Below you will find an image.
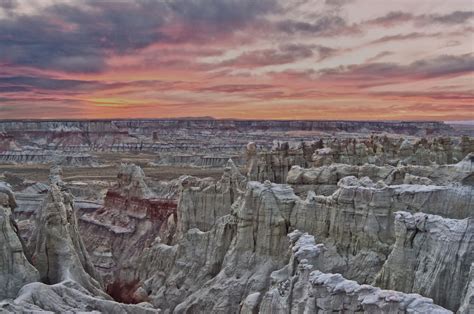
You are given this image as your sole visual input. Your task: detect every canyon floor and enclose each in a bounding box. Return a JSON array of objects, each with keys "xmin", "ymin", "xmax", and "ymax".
[{"xmin": 0, "ymin": 119, "xmax": 473, "ymax": 313}]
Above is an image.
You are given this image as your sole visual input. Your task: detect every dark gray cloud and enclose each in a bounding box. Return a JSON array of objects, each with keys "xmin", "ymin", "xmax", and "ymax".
[
  {"xmin": 0, "ymin": 75, "xmax": 193, "ymax": 95},
  {"xmin": 422, "ymin": 11, "xmax": 474, "ymax": 25},
  {"xmin": 0, "ymin": 86, "xmax": 30, "ymax": 93},
  {"xmin": 319, "ymin": 54, "xmax": 474, "ymax": 81},
  {"xmin": 367, "ymin": 11, "xmax": 413, "ymax": 27},
  {"xmin": 0, "ymin": 1, "xmax": 166, "ymax": 73},
  {"xmin": 200, "ymin": 84, "xmax": 275, "ymax": 93},
  {"xmin": 0, "ymin": 0, "xmax": 277, "ymax": 73},
  {"xmin": 314, "ymin": 45, "xmax": 338, "ymax": 61},
  {"xmin": 367, "ymin": 10, "xmax": 474, "ymax": 27},
  {"xmin": 0, "ymin": 76, "xmax": 110, "ymax": 92},
  {"xmin": 166, "ymin": 0, "xmax": 276, "ymax": 28},
  {"xmin": 325, "ymin": 0, "xmax": 355, "ymax": 7},
  {"xmin": 366, "ymin": 51, "xmax": 393, "ymax": 63},
  {"xmin": 0, "ymin": 0, "xmax": 17, "ymax": 10},
  {"xmin": 370, "ymin": 32, "xmax": 441, "ymax": 44},
  {"xmin": 216, "ymin": 43, "xmax": 315, "ymax": 68},
  {"xmin": 276, "ymin": 15, "xmax": 360, "ymax": 36}
]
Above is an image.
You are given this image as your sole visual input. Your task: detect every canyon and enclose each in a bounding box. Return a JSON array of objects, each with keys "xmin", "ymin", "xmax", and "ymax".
[{"xmin": 0, "ymin": 119, "xmax": 472, "ymax": 313}]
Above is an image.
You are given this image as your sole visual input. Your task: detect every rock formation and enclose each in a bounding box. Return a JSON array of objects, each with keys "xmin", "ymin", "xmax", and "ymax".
[
  {"xmin": 245, "ymin": 141, "xmax": 317, "ymax": 183},
  {"xmin": 258, "ymin": 231, "xmax": 450, "ymax": 313},
  {"xmin": 246, "ymin": 136, "xmax": 472, "ymax": 184},
  {"xmin": 459, "ymin": 263, "xmax": 474, "ymax": 314},
  {"xmin": 177, "ymin": 159, "xmax": 245, "ymax": 236},
  {"xmin": 0, "ymin": 120, "xmax": 471, "ymax": 313},
  {"xmin": 30, "ymin": 168, "xmax": 105, "ymax": 297},
  {"xmin": 0, "ymin": 151, "xmax": 98, "ymax": 166},
  {"xmin": 79, "ymin": 163, "xmax": 177, "ymax": 293},
  {"xmin": 0, "ymin": 182, "xmax": 39, "ymax": 299},
  {"xmin": 137, "ymin": 180, "xmax": 294, "ymax": 312},
  {"xmin": 375, "ymin": 211, "xmax": 473, "ymax": 311},
  {"xmin": 129, "ymin": 160, "xmax": 472, "ymax": 312},
  {"xmin": 0, "ymin": 179, "xmax": 158, "ymax": 312},
  {"xmin": 0, "ymin": 280, "xmax": 157, "ymax": 313}
]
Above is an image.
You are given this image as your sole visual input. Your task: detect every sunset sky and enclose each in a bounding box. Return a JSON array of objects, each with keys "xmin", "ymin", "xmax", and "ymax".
[{"xmin": 0, "ymin": 0, "xmax": 473, "ymax": 120}]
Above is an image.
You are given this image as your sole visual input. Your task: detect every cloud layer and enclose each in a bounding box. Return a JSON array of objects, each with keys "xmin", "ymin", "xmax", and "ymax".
[{"xmin": 0, "ymin": 0, "xmax": 472, "ymax": 120}]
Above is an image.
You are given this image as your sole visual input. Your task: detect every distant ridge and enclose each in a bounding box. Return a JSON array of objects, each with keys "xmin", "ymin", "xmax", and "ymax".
[{"xmin": 0, "ymin": 118, "xmax": 451, "ymax": 123}]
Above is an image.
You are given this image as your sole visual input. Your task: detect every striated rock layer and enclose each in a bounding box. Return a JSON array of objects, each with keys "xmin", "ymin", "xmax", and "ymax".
[
  {"xmin": 78, "ymin": 164, "xmax": 177, "ymax": 292},
  {"xmin": 136, "ymin": 180, "xmax": 294, "ymax": 312},
  {"xmin": 0, "ymin": 183, "xmax": 39, "ymax": 299},
  {"xmin": 0, "ymin": 178, "xmax": 159, "ymax": 313},
  {"xmin": 258, "ymin": 231, "xmax": 450, "ymax": 313},
  {"xmin": 133, "ymin": 176, "xmax": 466, "ymax": 312},
  {"xmin": 375, "ymin": 211, "xmax": 473, "ymax": 311},
  {"xmin": 248, "ymin": 136, "xmax": 473, "ymax": 183},
  {"xmin": 287, "ymin": 153, "xmax": 474, "ymax": 197},
  {"xmin": 29, "ymin": 169, "xmax": 105, "ymax": 297},
  {"xmin": 130, "ymin": 156, "xmax": 473, "ymax": 312}
]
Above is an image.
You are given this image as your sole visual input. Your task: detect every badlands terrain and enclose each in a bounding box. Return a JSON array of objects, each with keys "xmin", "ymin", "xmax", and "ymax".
[{"xmin": 0, "ymin": 119, "xmax": 473, "ymax": 313}]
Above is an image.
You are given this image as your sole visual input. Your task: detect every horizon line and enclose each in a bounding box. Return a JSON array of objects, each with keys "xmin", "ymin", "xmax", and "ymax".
[{"xmin": 0, "ymin": 117, "xmax": 464, "ymax": 124}]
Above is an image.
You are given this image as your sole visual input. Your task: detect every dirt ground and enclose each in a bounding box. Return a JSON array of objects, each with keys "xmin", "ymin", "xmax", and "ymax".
[{"xmin": 0, "ymin": 152, "xmax": 227, "ymax": 183}]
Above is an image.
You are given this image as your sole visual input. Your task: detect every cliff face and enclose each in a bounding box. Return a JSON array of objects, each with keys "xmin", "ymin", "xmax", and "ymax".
[
  {"xmin": 0, "ymin": 151, "xmax": 98, "ymax": 166},
  {"xmin": 0, "ymin": 183, "xmax": 39, "ymax": 299},
  {"xmin": 291, "ymin": 178, "xmax": 471, "ymax": 285},
  {"xmin": 0, "ymin": 179, "xmax": 157, "ymax": 313},
  {"xmin": 0, "ymin": 120, "xmax": 458, "ymax": 157},
  {"xmin": 0, "ymin": 121, "xmax": 471, "ymax": 313},
  {"xmin": 127, "ymin": 150, "xmax": 472, "ymax": 312},
  {"xmin": 30, "ymin": 169, "xmax": 105, "ymax": 297},
  {"xmin": 460, "ymin": 263, "xmax": 474, "ymax": 314},
  {"xmin": 136, "ymin": 180, "xmax": 294, "ymax": 313},
  {"xmin": 375, "ymin": 211, "xmax": 473, "ymax": 311},
  {"xmin": 76, "ymin": 163, "xmax": 178, "ymax": 298},
  {"xmin": 247, "ymin": 137, "xmax": 472, "ymax": 185},
  {"xmin": 247, "ymin": 141, "xmax": 317, "ymax": 183},
  {"xmin": 258, "ymin": 231, "xmax": 450, "ymax": 313},
  {"xmin": 0, "ymin": 119, "xmax": 454, "ymax": 135},
  {"xmin": 177, "ymin": 159, "xmax": 246, "ymax": 236}
]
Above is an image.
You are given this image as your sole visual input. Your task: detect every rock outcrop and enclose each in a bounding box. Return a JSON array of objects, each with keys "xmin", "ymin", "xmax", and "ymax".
[
  {"xmin": 177, "ymin": 159, "xmax": 245, "ymax": 236},
  {"xmin": 0, "ymin": 151, "xmax": 98, "ymax": 166},
  {"xmin": 258, "ymin": 231, "xmax": 451, "ymax": 313},
  {"xmin": 131, "ymin": 165, "xmax": 471, "ymax": 312},
  {"xmin": 156, "ymin": 154, "xmax": 243, "ymax": 168},
  {"xmin": 0, "ymin": 177, "xmax": 160, "ymax": 313},
  {"xmin": 375, "ymin": 211, "xmax": 473, "ymax": 311},
  {"xmin": 135, "ymin": 180, "xmax": 295, "ymax": 312},
  {"xmin": 245, "ymin": 141, "xmax": 317, "ymax": 183},
  {"xmin": 30, "ymin": 169, "xmax": 105, "ymax": 298},
  {"xmin": 1, "ymin": 120, "xmax": 471, "ymax": 313},
  {"xmin": 245, "ymin": 136, "xmax": 472, "ymax": 186},
  {"xmin": 79, "ymin": 164, "xmax": 177, "ymax": 293},
  {"xmin": 0, "ymin": 280, "xmax": 157, "ymax": 313},
  {"xmin": 459, "ymin": 263, "xmax": 474, "ymax": 314},
  {"xmin": 0, "ymin": 182, "xmax": 39, "ymax": 299}
]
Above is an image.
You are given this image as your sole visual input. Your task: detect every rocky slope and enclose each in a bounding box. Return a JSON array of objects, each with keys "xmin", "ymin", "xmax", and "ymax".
[
  {"xmin": 131, "ymin": 174, "xmax": 468, "ymax": 312},
  {"xmin": 29, "ymin": 179, "xmax": 104, "ymax": 297},
  {"xmin": 127, "ymin": 153, "xmax": 472, "ymax": 312},
  {"xmin": 0, "ymin": 178, "xmax": 159, "ymax": 312},
  {"xmin": 0, "ymin": 183, "xmax": 38, "ymax": 299},
  {"xmin": 0, "ymin": 150, "xmax": 99, "ymax": 166},
  {"xmin": 375, "ymin": 211, "xmax": 473, "ymax": 311},
  {"xmin": 0, "ymin": 123, "xmax": 472, "ymax": 312},
  {"xmin": 258, "ymin": 231, "xmax": 450, "ymax": 313},
  {"xmin": 249, "ymin": 137, "xmax": 473, "ymax": 184},
  {"xmin": 78, "ymin": 163, "xmax": 177, "ymax": 294}
]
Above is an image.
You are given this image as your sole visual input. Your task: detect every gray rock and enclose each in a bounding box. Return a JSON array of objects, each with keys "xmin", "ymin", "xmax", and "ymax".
[
  {"xmin": 0, "ymin": 182, "xmax": 39, "ymax": 299},
  {"xmin": 375, "ymin": 211, "xmax": 474, "ymax": 311}
]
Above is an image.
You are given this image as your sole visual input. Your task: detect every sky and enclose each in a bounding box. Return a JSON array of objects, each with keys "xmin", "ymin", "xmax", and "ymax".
[{"xmin": 0, "ymin": 0, "xmax": 473, "ymax": 120}]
